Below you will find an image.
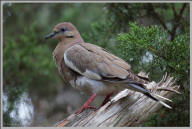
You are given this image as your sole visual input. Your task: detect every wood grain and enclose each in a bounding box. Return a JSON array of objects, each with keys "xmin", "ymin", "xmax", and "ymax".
[{"xmin": 55, "ymin": 74, "xmax": 180, "ymax": 127}]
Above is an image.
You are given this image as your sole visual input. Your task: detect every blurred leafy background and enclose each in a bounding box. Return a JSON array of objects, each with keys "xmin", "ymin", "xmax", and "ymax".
[{"xmin": 3, "ymin": 3, "xmax": 190, "ymax": 127}]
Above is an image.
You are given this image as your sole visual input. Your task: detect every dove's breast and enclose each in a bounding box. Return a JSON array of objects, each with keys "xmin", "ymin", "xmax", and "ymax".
[{"xmin": 70, "ymin": 76, "xmax": 122, "ymax": 96}]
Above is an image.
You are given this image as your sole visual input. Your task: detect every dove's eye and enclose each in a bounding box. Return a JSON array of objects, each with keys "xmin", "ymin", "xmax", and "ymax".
[
  {"xmin": 60, "ymin": 28, "xmax": 65, "ymax": 32},
  {"xmin": 60, "ymin": 27, "xmax": 68, "ymax": 32}
]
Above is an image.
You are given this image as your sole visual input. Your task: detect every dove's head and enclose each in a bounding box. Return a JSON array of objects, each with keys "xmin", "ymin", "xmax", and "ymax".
[{"xmin": 45, "ymin": 22, "xmax": 82, "ymax": 41}]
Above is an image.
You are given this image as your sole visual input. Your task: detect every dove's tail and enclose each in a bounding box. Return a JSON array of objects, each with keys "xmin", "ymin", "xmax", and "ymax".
[{"xmin": 128, "ymin": 83, "xmax": 172, "ymax": 109}]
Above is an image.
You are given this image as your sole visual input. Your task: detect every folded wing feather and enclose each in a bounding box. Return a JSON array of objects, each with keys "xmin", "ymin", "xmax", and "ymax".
[{"xmin": 64, "ymin": 43, "xmax": 132, "ymax": 80}]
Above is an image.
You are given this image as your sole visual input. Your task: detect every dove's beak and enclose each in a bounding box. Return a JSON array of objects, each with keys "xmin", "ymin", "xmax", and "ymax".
[{"xmin": 45, "ymin": 32, "xmax": 56, "ymax": 40}]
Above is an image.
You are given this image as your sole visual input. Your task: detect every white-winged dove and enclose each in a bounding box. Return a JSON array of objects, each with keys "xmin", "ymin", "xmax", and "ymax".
[{"xmin": 45, "ymin": 22, "xmax": 172, "ymax": 114}]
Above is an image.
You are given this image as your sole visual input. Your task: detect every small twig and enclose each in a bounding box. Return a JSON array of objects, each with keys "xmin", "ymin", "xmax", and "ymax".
[
  {"xmin": 170, "ymin": 3, "xmax": 187, "ymax": 41},
  {"xmin": 171, "ymin": 4, "xmax": 178, "ymax": 18},
  {"xmin": 149, "ymin": 3, "xmax": 187, "ymax": 41},
  {"xmin": 148, "ymin": 46, "xmax": 177, "ymax": 73},
  {"xmin": 179, "ymin": 3, "xmax": 187, "ymax": 17},
  {"xmin": 149, "ymin": 4, "xmax": 171, "ymax": 34}
]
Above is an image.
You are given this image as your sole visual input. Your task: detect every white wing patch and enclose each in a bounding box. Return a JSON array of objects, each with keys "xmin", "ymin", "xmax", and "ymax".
[
  {"xmin": 64, "ymin": 51, "xmax": 101, "ymax": 80},
  {"xmin": 64, "ymin": 52, "xmax": 82, "ymax": 74},
  {"xmin": 83, "ymin": 69, "xmax": 101, "ymax": 80}
]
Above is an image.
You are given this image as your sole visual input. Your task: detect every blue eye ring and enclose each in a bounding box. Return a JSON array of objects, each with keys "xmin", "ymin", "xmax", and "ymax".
[
  {"xmin": 60, "ymin": 27, "xmax": 68, "ymax": 32},
  {"xmin": 60, "ymin": 28, "xmax": 65, "ymax": 32}
]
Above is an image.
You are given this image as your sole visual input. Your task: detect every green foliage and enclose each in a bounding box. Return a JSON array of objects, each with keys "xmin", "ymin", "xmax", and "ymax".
[
  {"xmin": 3, "ymin": 23, "xmax": 60, "ymax": 126},
  {"xmin": 116, "ymin": 23, "xmax": 190, "ymax": 126},
  {"xmin": 83, "ymin": 21, "xmax": 114, "ymax": 49},
  {"xmin": 117, "ymin": 23, "xmax": 189, "ymax": 82}
]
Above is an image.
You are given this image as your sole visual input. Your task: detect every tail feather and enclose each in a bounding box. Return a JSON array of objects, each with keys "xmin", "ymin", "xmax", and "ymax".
[
  {"xmin": 144, "ymin": 92, "xmax": 172, "ymax": 109},
  {"xmin": 128, "ymin": 83, "xmax": 172, "ymax": 109},
  {"xmin": 159, "ymin": 101, "xmax": 172, "ymax": 109}
]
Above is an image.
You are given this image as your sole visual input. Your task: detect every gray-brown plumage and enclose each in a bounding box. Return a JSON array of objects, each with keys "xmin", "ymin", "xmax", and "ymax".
[{"xmin": 45, "ymin": 22, "xmax": 172, "ymax": 113}]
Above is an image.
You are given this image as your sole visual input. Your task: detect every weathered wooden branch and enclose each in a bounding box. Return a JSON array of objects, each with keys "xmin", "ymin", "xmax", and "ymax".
[{"xmin": 55, "ymin": 74, "xmax": 180, "ymax": 127}]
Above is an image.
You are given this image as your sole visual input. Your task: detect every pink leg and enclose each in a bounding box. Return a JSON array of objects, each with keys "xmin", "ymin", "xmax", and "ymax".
[
  {"xmin": 100, "ymin": 93, "xmax": 113, "ymax": 107},
  {"xmin": 76, "ymin": 93, "xmax": 97, "ymax": 114}
]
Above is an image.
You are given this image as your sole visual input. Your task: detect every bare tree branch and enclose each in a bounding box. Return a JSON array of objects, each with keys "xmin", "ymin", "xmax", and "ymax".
[
  {"xmin": 55, "ymin": 74, "xmax": 180, "ymax": 127},
  {"xmin": 170, "ymin": 3, "xmax": 187, "ymax": 41},
  {"xmin": 149, "ymin": 3, "xmax": 187, "ymax": 41}
]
